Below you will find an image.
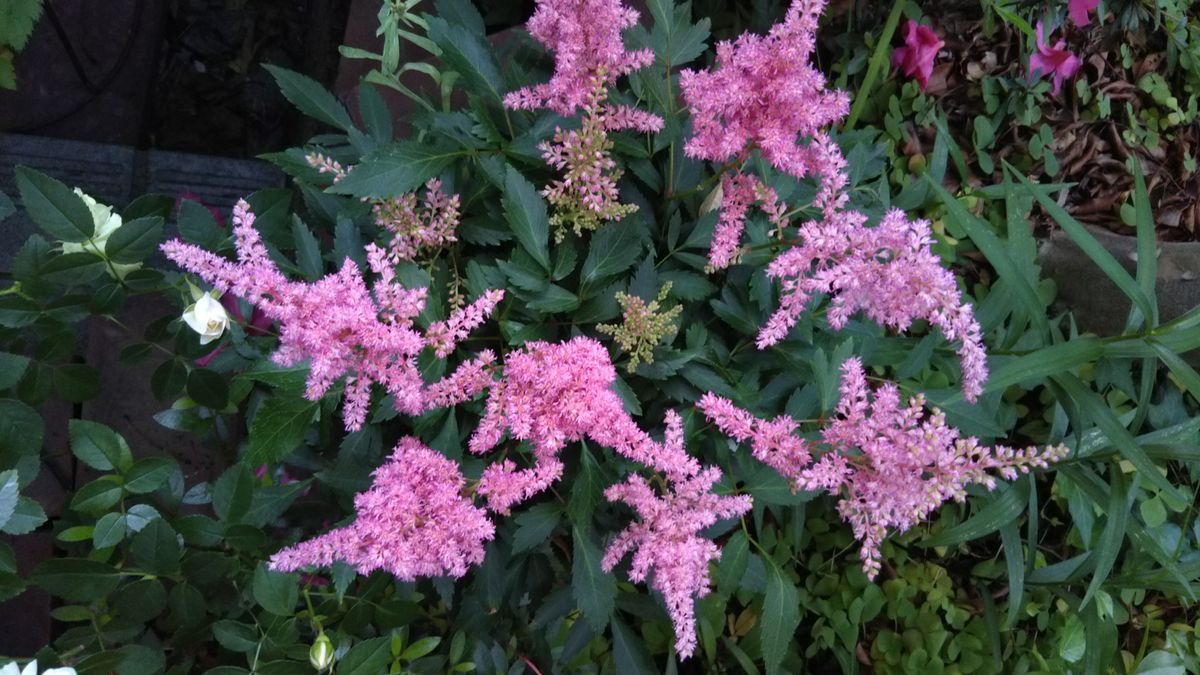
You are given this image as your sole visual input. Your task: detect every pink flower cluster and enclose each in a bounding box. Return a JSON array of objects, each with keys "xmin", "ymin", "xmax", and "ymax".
[
  {"xmin": 373, "ymin": 179, "xmax": 461, "ymax": 260},
  {"xmin": 682, "ymin": 0, "xmax": 986, "ymax": 400},
  {"xmin": 701, "ymin": 358, "xmax": 1067, "ymax": 578},
  {"xmin": 601, "ymin": 416, "xmax": 752, "ymax": 658},
  {"xmin": 761, "ymin": 208, "xmax": 987, "ymax": 400},
  {"xmin": 503, "ymin": 0, "xmax": 655, "ymax": 120},
  {"xmin": 679, "ymin": 0, "xmax": 849, "ymax": 203},
  {"xmin": 161, "ymin": 200, "xmax": 502, "ymax": 431},
  {"xmin": 468, "ymin": 337, "xmax": 701, "ymax": 512},
  {"xmin": 270, "ymin": 438, "xmax": 494, "ymax": 579}
]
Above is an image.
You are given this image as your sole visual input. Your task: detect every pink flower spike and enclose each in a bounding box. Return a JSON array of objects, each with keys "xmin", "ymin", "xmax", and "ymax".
[
  {"xmin": 1030, "ymin": 21, "xmax": 1082, "ymax": 95},
  {"xmin": 1068, "ymin": 0, "xmax": 1099, "ymax": 26},
  {"xmin": 891, "ymin": 20, "xmax": 943, "ymax": 91},
  {"xmin": 269, "ymin": 438, "xmax": 495, "ymax": 580},
  {"xmin": 601, "ymin": 466, "xmax": 752, "ymax": 658},
  {"xmin": 504, "ymin": 0, "xmax": 656, "ymax": 118}
]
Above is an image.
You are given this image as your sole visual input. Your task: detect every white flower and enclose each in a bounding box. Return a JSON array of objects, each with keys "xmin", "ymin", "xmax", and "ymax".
[
  {"xmin": 182, "ymin": 293, "xmax": 229, "ymax": 345},
  {"xmin": 60, "ymin": 188, "xmax": 141, "ymax": 279},
  {"xmin": 0, "ymin": 660, "xmax": 76, "ymax": 675}
]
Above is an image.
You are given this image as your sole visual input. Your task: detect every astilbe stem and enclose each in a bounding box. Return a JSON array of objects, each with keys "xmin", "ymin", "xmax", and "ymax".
[
  {"xmin": 700, "ymin": 358, "xmax": 1067, "ymax": 579},
  {"xmin": 270, "ymin": 438, "xmax": 494, "ymax": 579},
  {"xmin": 601, "ymin": 412, "xmax": 752, "ymax": 659},
  {"xmin": 681, "ymin": 0, "xmax": 987, "ymax": 400},
  {"xmin": 161, "ymin": 199, "xmax": 502, "ymax": 431}
]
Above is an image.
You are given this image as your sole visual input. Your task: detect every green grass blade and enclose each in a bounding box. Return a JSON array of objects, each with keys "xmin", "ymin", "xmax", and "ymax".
[
  {"xmin": 925, "ymin": 175, "xmax": 1049, "ymax": 336},
  {"xmin": 1007, "ymin": 163, "xmax": 1156, "ymax": 326},
  {"xmin": 1053, "ymin": 374, "xmax": 1182, "ymax": 502},
  {"xmin": 1079, "ymin": 470, "xmax": 1136, "ymax": 610}
]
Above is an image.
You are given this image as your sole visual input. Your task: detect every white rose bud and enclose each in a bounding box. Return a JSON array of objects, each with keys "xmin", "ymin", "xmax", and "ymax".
[
  {"xmin": 182, "ymin": 294, "xmax": 229, "ymax": 345},
  {"xmin": 309, "ymin": 633, "xmax": 335, "ymax": 672},
  {"xmin": 61, "ymin": 188, "xmax": 140, "ymax": 279}
]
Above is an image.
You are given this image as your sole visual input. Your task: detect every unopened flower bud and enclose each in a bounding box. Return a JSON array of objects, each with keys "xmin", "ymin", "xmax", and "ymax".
[{"xmin": 309, "ymin": 633, "xmax": 335, "ymax": 672}]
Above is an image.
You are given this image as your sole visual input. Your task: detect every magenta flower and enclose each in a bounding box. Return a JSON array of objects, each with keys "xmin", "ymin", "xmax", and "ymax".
[
  {"xmin": 270, "ymin": 438, "xmax": 495, "ymax": 580},
  {"xmin": 1030, "ymin": 21, "xmax": 1082, "ymax": 95},
  {"xmin": 1068, "ymin": 0, "xmax": 1099, "ymax": 26},
  {"xmin": 891, "ymin": 20, "xmax": 943, "ymax": 91}
]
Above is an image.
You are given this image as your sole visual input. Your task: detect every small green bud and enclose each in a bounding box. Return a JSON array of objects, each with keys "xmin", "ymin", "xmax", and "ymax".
[{"xmin": 310, "ymin": 632, "xmax": 335, "ymax": 672}]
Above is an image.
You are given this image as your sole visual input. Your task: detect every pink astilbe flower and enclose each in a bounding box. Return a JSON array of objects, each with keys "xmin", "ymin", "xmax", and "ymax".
[
  {"xmin": 601, "ymin": 422, "xmax": 752, "ymax": 658},
  {"xmin": 503, "ymin": 0, "xmax": 655, "ymax": 118},
  {"xmin": 270, "ymin": 438, "xmax": 494, "ymax": 579},
  {"xmin": 891, "ymin": 20, "xmax": 943, "ymax": 91},
  {"xmin": 162, "ymin": 200, "xmax": 500, "ymax": 431},
  {"xmin": 707, "ymin": 172, "xmax": 788, "ymax": 270},
  {"xmin": 1068, "ymin": 0, "xmax": 1099, "ymax": 27},
  {"xmin": 700, "ymin": 358, "xmax": 1068, "ymax": 579},
  {"xmin": 539, "ymin": 73, "xmax": 663, "ymax": 240},
  {"xmin": 469, "ymin": 337, "xmax": 701, "ymax": 512},
  {"xmin": 373, "ymin": 179, "xmax": 461, "ymax": 260},
  {"xmin": 760, "ymin": 208, "xmax": 987, "ymax": 400},
  {"xmin": 679, "ymin": 0, "xmax": 850, "ymax": 206},
  {"xmin": 1030, "ymin": 21, "xmax": 1082, "ymax": 95},
  {"xmin": 696, "ymin": 393, "xmax": 811, "ymax": 483}
]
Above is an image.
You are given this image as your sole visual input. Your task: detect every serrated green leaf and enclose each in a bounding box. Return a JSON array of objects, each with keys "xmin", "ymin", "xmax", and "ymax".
[
  {"xmin": 291, "ymin": 215, "xmax": 323, "ymax": 280},
  {"xmin": 1, "ymin": 496, "xmax": 45, "ymax": 535},
  {"xmin": 253, "ymin": 562, "xmax": 298, "ymax": 615},
  {"xmin": 502, "ymin": 167, "xmax": 551, "ymax": 271},
  {"xmin": 244, "ymin": 393, "xmax": 317, "ymax": 465},
  {"xmin": 512, "ymin": 502, "xmax": 561, "ymax": 553},
  {"xmin": 92, "ymin": 512, "xmax": 127, "ymax": 549},
  {"xmin": 0, "ymin": 470, "xmax": 19, "ymax": 531},
  {"xmin": 427, "ymin": 17, "xmax": 504, "ymax": 104},
  {"xmin": 123, "ymin": 457, "xmax": 176, "ymax": 494},
  {"xmin": 572, "ymin": 526, "xmax": 616, "ymax": 632},
  {"xmin": 212, "ymin": 464, "xmax": 254, "ymax": 524},
  {"xmin": 69, "ymin": 419, "xmax": 132, "ymax": 472},
  {"xmin": 30, "ymin": 558, "xmax": 121, "ymax": 601},
  {"xmin": 14, "ymin": 166, "xmax": 94, "ymax": 242},
  {"xmin": 338, "ymin": 637, "xmax": 392, "ymax": 675},
  {"xmin": 329, "ymin": 142, "xmax": 466, "ymax": 199},
  {"xmin": 760, "ymin": 559, "xmax": 800, "ymax": 675},
  {"xmin": 131, "ymin": 518, "xmax": 180, "ymax": 575},
  {"xmin": 581, "ymin": 218, "xmax": 646, "ymax": 287},
  {"xmin": 264, "ymin": 64, "xmax": 354, "ymax": 131},
  {"xmin": 105, "ymin": 216, "xmax": 163, "ymax": 264}
]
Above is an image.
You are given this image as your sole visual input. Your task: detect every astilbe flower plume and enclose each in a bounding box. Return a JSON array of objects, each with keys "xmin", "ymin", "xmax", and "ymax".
[
  {"xmin": 597, "ymin": 282, "xmax": 681, "ymax": 373},
  {"xmin": 701, "ymin": 358, "xmax": 1068, "ymax": 579},
  {"xmin": 270, "ymin": 438, "xmax": 494, "ymax": 579},
  {"xmin": 503, "ymin": 0, "xmax": 655, "ymax": 117},
  {"xmin": 161, "ymin": 200, "xmax": 502, "ymax": 431},
  {"xmin": 468, "ymin": 337, "xmax": 701, "ymax": 513},
  {"xmin": 679, "ymin": 0, "xmax": 850, "ymax": 205},
  {"xmin": 760, "ymin": 208, "xmax": 988, "ymax": 400},
  {"xmin": 683, "ymin": 0, "xmax": 987, "ymax": 400},
  {"xmin": 601, "ymin": 412, "xmax": 752, "ymax": 658}
]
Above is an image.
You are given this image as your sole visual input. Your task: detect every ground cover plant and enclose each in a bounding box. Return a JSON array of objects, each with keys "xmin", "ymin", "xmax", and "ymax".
[{"xmin": 1, "ymin": 0, "xmax": 1199, "ymax": 673}]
